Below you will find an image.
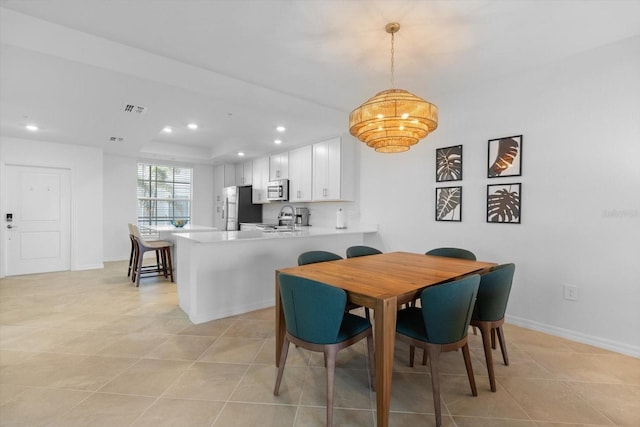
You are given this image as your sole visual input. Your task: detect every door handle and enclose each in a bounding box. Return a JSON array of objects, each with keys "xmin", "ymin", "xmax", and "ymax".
[{"xmin": 7, "ymin": 224, "xmax": 16, "ymax": 229}]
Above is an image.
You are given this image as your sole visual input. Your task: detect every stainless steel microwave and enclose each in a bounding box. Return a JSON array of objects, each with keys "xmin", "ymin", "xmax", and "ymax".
[{"xmin": 267, "ymin": 179, "xmax": 289, "ymax": 201}]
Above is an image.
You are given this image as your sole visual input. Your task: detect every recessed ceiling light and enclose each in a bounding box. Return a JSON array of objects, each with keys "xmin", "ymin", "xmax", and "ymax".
[
  {"xmin": 276, "ymin": 126, "xmax": 286, "ymax": 132},
  {"xmin": 162, "ymin": 127, "xmax": 172, "ymax": 133},
  {"xmin": 274, "ymin": 139, "xmax": 282, "ymax": 145},
  {"xmin": 25, "ymin": 124, "xmax": 38, "ymax": 131},
  {"xmin": 238, "ymin": 152, "xmax": 245, "ymax": 156},
  {"xmin": 187, "ymin": 123, "xmax": 198, "ymax": 130}
]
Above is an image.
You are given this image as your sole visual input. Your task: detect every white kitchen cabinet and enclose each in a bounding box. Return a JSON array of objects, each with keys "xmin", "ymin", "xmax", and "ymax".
[
  {"xmin": 269, "ymin": 152, "xmax": 289, "ymax": 181},
  {"xmin": 288, "ymin": 145, "xmax": 313, "ymax": 202},
  {"xmin": 312, "ymin": 136, "xmax": 354, "ymax": 201},
  {"xmin": 235, "ymin": 161, "xmax": 253, "ymax": 186},
  {"xmin": 252, "ymin": 156, "xmax": 270, "ymax": 204}
]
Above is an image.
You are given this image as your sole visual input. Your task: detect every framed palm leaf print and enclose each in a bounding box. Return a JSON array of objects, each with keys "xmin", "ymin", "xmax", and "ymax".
[
  {"xmin": 436, "ymin": 145, "xmax": 463, "ymax": 182},
  {"xmin": 487, "ymin": 135, "xmax": 522, "ymax": 178},
  {"xmin": 487, "ymin": 183, "xmax": 521, "ymax": 223},
  {"xmin": 435, "ymin": 186, "xmax": 462, "ymax": 221}
]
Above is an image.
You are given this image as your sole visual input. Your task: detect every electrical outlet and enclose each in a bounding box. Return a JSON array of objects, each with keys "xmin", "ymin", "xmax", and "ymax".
[{"xmin": 564, "ymin": 284, "xmax": 578, "ymax": 301}]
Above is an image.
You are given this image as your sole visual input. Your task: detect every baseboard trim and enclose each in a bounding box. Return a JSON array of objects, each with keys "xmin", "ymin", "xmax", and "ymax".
[
  {"xmin": 506, "ymin": 314, "xmax": 639, "ymax": 358},
  {"xmin": 72, "ymin": 263, "xmax": 104, "ymax": 271}
]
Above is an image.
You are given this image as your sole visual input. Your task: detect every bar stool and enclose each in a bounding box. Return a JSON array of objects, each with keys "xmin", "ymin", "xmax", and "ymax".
[{"xmin": 129, "ymin": 224, "xmax": 174, "ymax": 287}]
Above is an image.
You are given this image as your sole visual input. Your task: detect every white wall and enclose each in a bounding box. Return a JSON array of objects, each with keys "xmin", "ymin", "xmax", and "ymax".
[
  {"xmin": 103, "ymin": 154, "xmax": 138, "ymax": 261},
  {"xmin": 359, "ymin": 36, "xmax": 640, "ymax": 356},
  {"xmin": 191, "ymin": 163, "xmax": 215, "ymax": 228},
  {"xmin": 0, "ymin": 137, "xmax": 104, "ymax": 273}
]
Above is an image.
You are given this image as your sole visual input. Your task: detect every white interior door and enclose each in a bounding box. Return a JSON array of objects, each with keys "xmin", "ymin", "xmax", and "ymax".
[{"xmin": 5, "ymin": 165, "xmax": 71, "ymax": 276}]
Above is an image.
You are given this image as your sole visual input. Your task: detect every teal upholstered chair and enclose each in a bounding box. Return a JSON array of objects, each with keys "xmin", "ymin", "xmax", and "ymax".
[
  {"xmin": 298, "ymin": 250, "xmax": 367, "ymax": 319},
  {"xmin": 298, "ymin": 250, "xmax": 343, "ymax": 265},
  {"xmin": 345, "ymin": 246, "xmax": 382, "ymax": 318},
  {"xmin": 395, "ymin": 275, "xmax": 480, "ymax": 427},
  {"xmin": 274, "ymin": 273, "xmax": 375, "ymax": 427},
  {"xmin": 426, "ymin": 247, "xmax": 477, "ymax": 261},
  {"xmin": 424, "ymin": 247, "xmax": 478, "ymax": 349},
  {"xmin": 470, "ymin": 263, "xmax": 515, "ymax": 392},
  {"xmin": 346, "ymin": 245, "xmax": 382, "ymax": 258}
]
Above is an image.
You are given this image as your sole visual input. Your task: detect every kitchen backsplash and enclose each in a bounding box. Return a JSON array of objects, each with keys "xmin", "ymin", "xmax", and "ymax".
[{"xmin": 262, "ymin": 201, "xmax": 359, "ymax": 229}]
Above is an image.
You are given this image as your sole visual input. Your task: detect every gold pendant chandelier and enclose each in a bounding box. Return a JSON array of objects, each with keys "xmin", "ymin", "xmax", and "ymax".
[{"xmin": 349, "ymin": 23, "xmax": 438, "ymax": 153}]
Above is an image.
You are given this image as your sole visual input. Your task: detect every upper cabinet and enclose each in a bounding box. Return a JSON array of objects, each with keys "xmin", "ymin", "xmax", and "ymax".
[
  {"xmin": 288, "ymin": 145, "xmax": 313, "ymax": 202},
  {"xmin": 269, "ymin": 152, "xmax": 289, "ymax": 181},
  {"xmin": 312, "ymin": 136, "xmax": 355, "ymax": 201},
  {"xmin": 235, "ymin": 160, "xmax": 253, "ymax": 186},
  {"xmin": 252, "ymin": 156, "xmax": 270, "ymax": 204},
  {"xmin": 214, "ymin": 163, "xmax": 236, "ymax": 203}
]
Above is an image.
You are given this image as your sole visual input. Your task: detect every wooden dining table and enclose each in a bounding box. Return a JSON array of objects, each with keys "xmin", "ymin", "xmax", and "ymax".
[{"xmin": 275, "ymin": 251, "xmax": 496, "ymax": 427}]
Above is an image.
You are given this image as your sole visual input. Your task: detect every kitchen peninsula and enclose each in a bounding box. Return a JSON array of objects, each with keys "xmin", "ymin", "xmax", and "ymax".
[{"xmin": 174, "ymin": 225, "xmax": 377, "ymax": 324}]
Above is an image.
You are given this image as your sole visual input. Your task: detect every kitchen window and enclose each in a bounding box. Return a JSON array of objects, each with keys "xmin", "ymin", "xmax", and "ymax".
[{"xmin": 137, "ymin": 163, "xmax": 192, "ymax": 225}]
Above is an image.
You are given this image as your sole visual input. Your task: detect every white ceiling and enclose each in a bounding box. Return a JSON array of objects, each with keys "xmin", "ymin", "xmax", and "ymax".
[{"xmin": 2, "ymin": 0, "xmax": 639, "ymax": 164}]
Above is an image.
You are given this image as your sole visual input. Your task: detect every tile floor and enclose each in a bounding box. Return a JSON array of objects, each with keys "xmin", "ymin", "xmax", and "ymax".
[{"xmin": 1, "ymin": 261, "xmax": 639, "ymax": 426}]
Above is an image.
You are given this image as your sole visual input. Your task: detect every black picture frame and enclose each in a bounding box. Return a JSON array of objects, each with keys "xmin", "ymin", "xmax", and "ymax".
[
  {"xmin": 435, "ymin": 145, "xmax": 463, "ymax": 182},
  {"xmin": 487, "ymin": 135, "xmax": 522, "ymax": 178},
  {"xmin": 487, "ymin": 183, "xmax": 521, "ymax": 224},
  {"xmin": 435, "ymin": 186, "xmax": 462, "ymax": 222}
]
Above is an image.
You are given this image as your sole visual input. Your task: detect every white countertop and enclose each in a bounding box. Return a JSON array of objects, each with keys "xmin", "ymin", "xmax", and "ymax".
[
  {"xmin": 174, "ymin": 225, "xmax": 377, "ymax": 243},
  {"xmin": 142, "ymin": 224, "xmax": 218, "ymax": 232}
]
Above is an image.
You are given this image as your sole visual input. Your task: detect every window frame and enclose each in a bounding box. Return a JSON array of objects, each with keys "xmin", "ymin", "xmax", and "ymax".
[{"xmin": 137, "ymin": 163, "xmax": 192, "ymax": 226}]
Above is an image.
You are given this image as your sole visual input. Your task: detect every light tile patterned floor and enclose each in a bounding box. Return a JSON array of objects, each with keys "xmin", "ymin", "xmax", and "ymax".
[{"xmin": 1, "ymin": 261, "xmax": 639, "ymax": 426}]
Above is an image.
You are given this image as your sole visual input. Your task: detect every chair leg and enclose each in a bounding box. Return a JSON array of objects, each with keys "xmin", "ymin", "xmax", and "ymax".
[
  {"xmin": 491, "ymin": 328, "xmax": 496, "ymax": 349},
  {"xmin": 165, "ymin": 247, "xmax": 174, "ymax": 282},
  {"xmin": 496, "ymin": 326, "xmax": 509, "ymax": 366},
  {"xmin": 422, "ymin": 348, "xmax": 428, "ymax": 365},
  {"xmin": 159, "ymin": 249, "xmax": 167, "ymax": 277},
  {"xmin": 131, "ymin": 241, "xmax": 140, "ymax": 283},
  {"xmin": 461, "ymin": 343, "xmax": 478, "ymax": 396},
  {"xmin": 426, "ymin": 345, "xmax": 443, "ymax": 427},
  {"xmin": 273, "ymin": 337, "xmax": 290, "ymax": 395},
  {"xmin": 325, "ymin": 346, "xmax": 338, "ymax": 427},
  {"xmin": 127, "ymin": 239, "xmax": 135, "ymax": 277},
  {"xmin": 478, "ymin": 323, "xmax": 497, "ymax": 392},
  {"xmin": 135, "ymin": 248, "xmax": 145, "ymax": 287},
  {"xmin": 409, "ymin": 345, "xmax": 416, "ymax": 367},
  {"xmin": 365, "ymin": 333, "xmax": 376, "ymax": 392}
]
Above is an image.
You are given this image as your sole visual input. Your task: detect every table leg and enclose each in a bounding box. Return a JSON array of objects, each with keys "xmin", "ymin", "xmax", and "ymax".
[
  {"xmin": 275, "ymin": 271, "xmax": 286, "ymax": 366},
  {"xmin": 375, "ymin": 296, "xmax": 397, "ymax": 427}
]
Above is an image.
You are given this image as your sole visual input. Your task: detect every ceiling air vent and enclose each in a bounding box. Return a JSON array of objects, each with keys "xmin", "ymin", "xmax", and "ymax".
[
  {"xmin": 123, "ymin": 104, "xmax": 147, "ymax": 115},
  {"xmin": 109, "ymin": 136, "xmax": 124, "ymax": 143}
]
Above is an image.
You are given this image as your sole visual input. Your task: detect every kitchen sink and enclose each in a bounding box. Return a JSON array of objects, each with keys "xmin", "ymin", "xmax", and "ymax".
[{"xmin": 255, "ymin": 224, "xmax": 293, "ymax": 232}]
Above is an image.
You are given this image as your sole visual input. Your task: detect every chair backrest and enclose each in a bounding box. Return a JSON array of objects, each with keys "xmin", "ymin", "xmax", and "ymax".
[
  {"xmin": 473, "ymin": 263, "xmax": 515, "ymax": 322},
  {"xmin": 278, "ymin": 273, "xmax": 347, "ymax": 344},
  {"xmin": 420, "ymin": 274, "xmax": 480, "ymax": 344},
  {"xmin": 297, "ymin": 250, "xmax": 343, "ymax": 266},
  {"xmin": 346, "ymin": 245, "xmax": 382, "ymax": 258},
  {"xmin": 426, "ymin": 247, "xmax": 477, "ymax": 261},
  {"xmin": 129, "ymin": 223, "xmax": 141, "ymax": 239}
]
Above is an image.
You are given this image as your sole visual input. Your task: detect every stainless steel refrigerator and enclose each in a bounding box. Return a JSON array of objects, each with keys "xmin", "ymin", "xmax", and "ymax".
[{"xmin": 222, "ymin": 185, "xmax": 262, "ymax": 230}]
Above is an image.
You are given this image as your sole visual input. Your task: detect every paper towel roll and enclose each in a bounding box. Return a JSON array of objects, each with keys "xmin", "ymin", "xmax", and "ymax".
[{"xmin": 336, "ymin": 209, "xmax": 346, "ymax": 229}]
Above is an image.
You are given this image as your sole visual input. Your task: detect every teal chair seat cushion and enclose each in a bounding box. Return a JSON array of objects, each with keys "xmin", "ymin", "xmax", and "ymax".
[{"xmin": 337, "ymin": 312, "xmax": 372, "ymax": 342}]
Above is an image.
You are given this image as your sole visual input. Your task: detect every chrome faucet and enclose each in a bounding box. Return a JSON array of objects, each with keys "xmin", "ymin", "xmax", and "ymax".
[{"xmin": 278, "ymin": 204, "xmax": 296, "ymax": 231}]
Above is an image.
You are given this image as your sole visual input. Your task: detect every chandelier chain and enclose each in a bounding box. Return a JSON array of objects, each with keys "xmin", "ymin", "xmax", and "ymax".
[{"xmin": 390, "ymin": 31, "xmax": 395, "ymax": 89}]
